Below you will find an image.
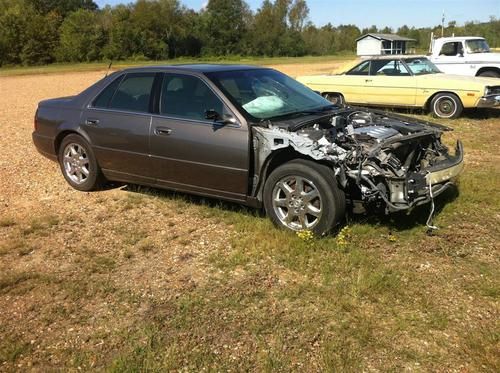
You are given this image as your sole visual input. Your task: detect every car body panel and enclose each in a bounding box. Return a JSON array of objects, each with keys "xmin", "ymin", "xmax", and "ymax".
[
  {"xmin": 150, "ymin": 115, "xmax": 249, "ymax": 199},
  {"xmin": 82, "ymin": 108, "xmax": 153, "ymax": 179}
]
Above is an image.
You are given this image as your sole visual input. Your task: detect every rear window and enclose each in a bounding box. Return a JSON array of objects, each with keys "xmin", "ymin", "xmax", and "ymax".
[
  {"xmin": 92, "ymin": 73, "xmax": 155, "ymax": 113},
  {"xmin": 109, "ymin": 73, "xmax": 155, "ymax": 113},
  {"xmin": 439, "ymin": 42, "xmax": 463, "ymax": 56},
  {"xmin": 92, "ymin": 75, "xmax": 123, "ymax": 108}
]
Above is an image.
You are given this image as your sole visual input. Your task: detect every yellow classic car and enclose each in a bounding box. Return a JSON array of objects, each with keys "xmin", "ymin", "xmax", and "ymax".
[{"xmin": 296, "ymin": 55, "xmax": 500, "ymax": 119}]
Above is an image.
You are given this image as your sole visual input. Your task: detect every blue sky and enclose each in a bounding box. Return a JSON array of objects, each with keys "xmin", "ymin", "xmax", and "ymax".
[{"xmin": 95, "ymin": 0, "xmax": 500, "ymax": 29}]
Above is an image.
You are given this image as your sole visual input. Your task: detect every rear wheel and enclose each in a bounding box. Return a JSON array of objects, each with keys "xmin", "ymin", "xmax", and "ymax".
[
  {"xmin": 430, "ymin": 93, "xmax": 463, "ymax": 119},
  {"xmin": 478, "ymin": 70, "xmax": 500, "ymax": 78},
  {"xmin": 322, "ymin": 92, "xmax": 344, "ymax": 106},
  {"xmin": 263, "ymin": 159, "xmax": 346, "ymax": 236},
  {"xmin": 58, "ymin": 134, "xmax": 105, "ymax": 191}
]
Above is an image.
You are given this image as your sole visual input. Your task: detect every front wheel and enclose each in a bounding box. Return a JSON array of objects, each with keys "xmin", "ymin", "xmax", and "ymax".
[
  {"xmin": 263, "ymin": 159, "xmax": 346, "ymax": 236},
  {"xmin": 58, "ymin": 134, "xmax": 105, "ymax": 191},
  {"xmin": 430, "ymin": 93, "xmax": 463, "ymax": 119}
]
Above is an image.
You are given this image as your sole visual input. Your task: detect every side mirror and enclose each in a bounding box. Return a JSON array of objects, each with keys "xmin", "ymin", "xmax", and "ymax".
[
  {"xmin": 221, "ymin": 113, "xmax": 237, "ymax": 125},
  {"xmin": 205, "ymin": 109, "xmax": 220, "ymax": 121},
  {"xmin": 205, "ymin": 109, "xmax": 237, "ymax": 125}
]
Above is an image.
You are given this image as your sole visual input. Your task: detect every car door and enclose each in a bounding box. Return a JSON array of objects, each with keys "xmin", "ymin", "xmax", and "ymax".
[
  {"xmin": 341, "ymin": 60, "xmax": 373, "ymax": 104},
  {"xmin": 82, "ymin": 72, "xmax": 158, "ymax": 182},
  {"xmin": 366, "ymin": 59, "xmax": 417, "ymax": 106},
  {"xmin": 432, "ymin": 41, "xmax": 466, "ymax": 75},
  {"xmin": 149, "ymin": 72, "xmax": 249, "ymax": 202}
]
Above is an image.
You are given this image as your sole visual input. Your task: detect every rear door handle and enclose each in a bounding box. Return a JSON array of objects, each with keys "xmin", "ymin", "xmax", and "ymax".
[
  {"xmin": 365, "ymin": 79, "xmax": 372, "ymax": 83},
  {"xmin": 85, "ymin": 118, "xmax": 100, "ymax": 125},
  {"xmin": 155, "ymin": 127, "xmax": 172, "ymax": 136}
]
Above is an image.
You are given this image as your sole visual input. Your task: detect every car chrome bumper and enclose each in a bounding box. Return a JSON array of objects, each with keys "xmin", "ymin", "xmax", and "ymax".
[{"xmin": 477, "ymin": 95, "xmax": 500, "ymax": 108}]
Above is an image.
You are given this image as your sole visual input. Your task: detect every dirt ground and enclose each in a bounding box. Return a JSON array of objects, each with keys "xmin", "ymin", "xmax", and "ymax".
[{"xmin": 0, "ymin": 61, "xmax": 499, "ymax": 371}]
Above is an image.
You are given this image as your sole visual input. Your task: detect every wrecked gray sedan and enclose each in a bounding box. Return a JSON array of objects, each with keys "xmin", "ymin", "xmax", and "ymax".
[{"xmin": 33, "ymin": 65, "xmax": 464, "ymax": 235}]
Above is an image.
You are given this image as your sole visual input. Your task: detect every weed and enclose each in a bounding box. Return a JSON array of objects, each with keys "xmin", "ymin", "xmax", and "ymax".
[
  {"xmin": 0, "ymin": 216, "xmax": 16, "ymax": 227},
  {"xmin": 21, "ymin": 214, "xmax": 59, "ymax": 236},
  {"xmin": 0, "ymin": 239, "xmax": 24, "ymax": 256},
  {"xmin": 137, "ymin": 239, "xmax": 155, "ymax": 253},
  {"xmin": 0, "ymin": 335, "xmax": 31, "ymax": 363}
]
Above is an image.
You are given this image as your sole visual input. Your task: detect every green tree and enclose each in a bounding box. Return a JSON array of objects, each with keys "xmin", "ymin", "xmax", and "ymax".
[
  {"xmin": 56, "ymin": 9, "xmax": 105, "ymax": 62},
  {"xmin": 20, "ymin": 11, "xmax": 60, "ymax": 65},
  {"xmin": 203, "ymin": 0, "xmax": 250, "ymax": 55},
  {"xmin": 26, "ymin": 0, "xmax": 97, "ymax": 16},
  {"xmin": 288, "ymin": 0, "xmax": 308, "ymax": 31}
]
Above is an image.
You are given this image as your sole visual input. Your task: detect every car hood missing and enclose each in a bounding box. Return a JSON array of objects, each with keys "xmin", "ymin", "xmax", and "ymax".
[{"xmin": 252, "ymin": 107, "xmax": 463, "ymax": 217}]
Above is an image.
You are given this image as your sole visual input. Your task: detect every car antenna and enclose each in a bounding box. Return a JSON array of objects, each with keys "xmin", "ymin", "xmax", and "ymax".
[{"xmin": 105, "ymin": 61, "xmax": 113, "ymax": 77}]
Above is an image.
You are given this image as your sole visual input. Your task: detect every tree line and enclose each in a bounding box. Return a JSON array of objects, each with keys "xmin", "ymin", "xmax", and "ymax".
[{"xmin": 0, "ymin": 0, "xmax": 499, "ymax": 66}]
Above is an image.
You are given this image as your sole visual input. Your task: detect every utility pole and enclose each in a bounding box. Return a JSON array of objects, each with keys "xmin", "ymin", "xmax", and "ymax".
[{"xmin": 441, "ymin": 10, "xmax": 445, "ymax": 37}]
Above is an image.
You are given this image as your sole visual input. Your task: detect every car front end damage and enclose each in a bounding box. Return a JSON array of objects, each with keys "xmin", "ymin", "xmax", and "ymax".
[{"xmin": 253, "ymin": 108, "xmax": 463, "ymax": 226}]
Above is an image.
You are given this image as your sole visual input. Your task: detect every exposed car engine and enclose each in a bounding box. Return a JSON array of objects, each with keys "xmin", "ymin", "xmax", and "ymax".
[{"xmin": 253, "ymin": 108, "xmax": 464, "ymax": 216}]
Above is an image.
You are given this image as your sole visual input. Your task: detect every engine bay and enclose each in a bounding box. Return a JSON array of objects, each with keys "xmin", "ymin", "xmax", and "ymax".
[{"xmin": 253, "ymin": 108, "xmax": 463, "ymax": 214}]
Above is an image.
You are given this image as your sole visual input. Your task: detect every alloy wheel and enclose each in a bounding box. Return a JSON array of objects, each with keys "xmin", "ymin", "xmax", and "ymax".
[
  {"xmin": 62, "ymin": 143, "xmax": 90, "ymax": 185},
  {"xmin": 272, "ymin": 175, "xmax": 323, "ymax": 231}
]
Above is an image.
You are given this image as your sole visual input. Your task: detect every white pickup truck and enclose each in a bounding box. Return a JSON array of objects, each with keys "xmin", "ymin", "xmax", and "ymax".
[{"xmin": 429, "ymin": 37, "xmax": 500, "ymax": 78}]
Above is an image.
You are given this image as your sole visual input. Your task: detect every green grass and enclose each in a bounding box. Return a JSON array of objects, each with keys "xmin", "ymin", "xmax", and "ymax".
[{"xmin": 0, "ymin": 54, "xmax": 355, "ymax": 77}]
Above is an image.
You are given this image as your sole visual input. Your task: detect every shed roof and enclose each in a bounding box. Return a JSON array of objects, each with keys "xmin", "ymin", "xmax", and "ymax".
[{"xmin": 356, "ymin": 33, "xmax": 416, "ymax": 42}]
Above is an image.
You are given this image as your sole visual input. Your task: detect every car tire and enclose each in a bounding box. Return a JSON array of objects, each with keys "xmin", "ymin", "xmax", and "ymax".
[
  {"xmin": 263, "ymin": 159, "xmax": 346, "ymax": 236},
  {"xmin": 478, "ymin": 70, "xmax": 500, "ymax": 78},
  {"xmin": 430, "ymin": 93, "xmax": 463, "ymax": 119},
  {"xmin": 323, "ymin": 92, "xmax": 344, "ymax": 106},
  {"xmin": 58, "ymin": 134, "xmax": 105, "ymax": 191}
]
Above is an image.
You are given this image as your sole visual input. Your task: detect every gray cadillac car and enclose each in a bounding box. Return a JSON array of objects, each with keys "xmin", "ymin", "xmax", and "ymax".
[{"xmin": 33, "ymin": 64, "xmax": 464, "ymax": 235}]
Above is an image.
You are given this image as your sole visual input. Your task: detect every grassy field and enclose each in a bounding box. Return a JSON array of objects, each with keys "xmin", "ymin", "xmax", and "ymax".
[
  {"xmin": 0, "ymin": 60, "xmax": 498, "ymax": 371},
  {"xmin": 0, "ymin": 55, "xmax": 356, "ymax": 77}
]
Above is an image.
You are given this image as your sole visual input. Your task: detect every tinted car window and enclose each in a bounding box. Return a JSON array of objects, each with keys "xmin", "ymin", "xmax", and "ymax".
[
  {"xmin": 108, "ymin": 73, "xmax": 155, "ymax": 113},
  {"xmin": 92, "ymin": 75, "xmax": 124, "ymax": 108},
  {"xmin": 160, "ymin": 74, "xmax": 223, "ymax": 121},
  {"xmin": 346, "ymin": 61, "xmax": 370, "ymax": 75}
]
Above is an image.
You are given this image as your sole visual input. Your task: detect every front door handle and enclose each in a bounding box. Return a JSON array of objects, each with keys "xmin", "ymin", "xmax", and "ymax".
[
  {"xmin": 365, "ymin": 79, "xmax": 372, "ymax": 83},
  {"xmin": 85, "ymin": 118, "xmax": 100, "ymax": 126},
  {"xmin": 155, "ymin": 127, "xmax": 172, "ymax": 136}
]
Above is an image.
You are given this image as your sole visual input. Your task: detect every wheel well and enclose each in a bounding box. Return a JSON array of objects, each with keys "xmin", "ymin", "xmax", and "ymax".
[
  {"xmin": 255, "ymin": 148, "xmax": 335, "ymax": 200},
  {"xmin": 264, "ymin": 148, "xmax": 307, "ymax": 180},
  {"xmin": 476, "ymin": 67, "xmax": 500, "ymax": 76},
  {"xmin": 54, "ymin": 130, "xmax": 80, "ymax": 154},
  {"xmin": 425, "ymin": 91, "xmax": 463, "ymax": 110}
]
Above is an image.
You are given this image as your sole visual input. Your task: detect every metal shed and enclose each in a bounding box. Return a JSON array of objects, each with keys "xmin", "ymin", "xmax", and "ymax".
[{"xmin": 356, "ymin": 33, "xmax": 415, "ymax": 56}]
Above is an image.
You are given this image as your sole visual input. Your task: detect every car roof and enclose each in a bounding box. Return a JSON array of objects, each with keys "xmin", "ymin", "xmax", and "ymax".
[
  {"xmin": 118, "ymin": 64, "xmax": 267, "ymax": 74},
  {"xmin": 435, "ymin": 36, "xmax": 485, "ymax": 42},
  {"xmin": 360, "ymin": 55, "xmax": 429, "ymax": 61}
]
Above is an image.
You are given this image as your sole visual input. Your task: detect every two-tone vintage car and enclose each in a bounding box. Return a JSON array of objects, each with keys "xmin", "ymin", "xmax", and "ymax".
[
  {"xmin": 297, "ymin": 55, "xmax": 500, "ymax": 119},
  {"xmin": 33, "ymin": 65, "xmax": 464, "ymax": 235}
]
